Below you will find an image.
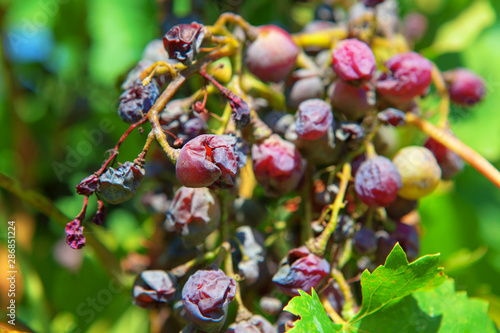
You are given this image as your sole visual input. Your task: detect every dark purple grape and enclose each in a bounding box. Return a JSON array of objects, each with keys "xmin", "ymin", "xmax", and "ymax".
[
  {"xmin": 118, "ymin": 79, "xmax": 160, "ymax": 124},
  {"xmin": 133, "ymin": 270, "xmax": 177, "ymax": 309},
  {"xmin": 424, "ymin": 136, "xmax": 464, "ymax": 180},
  {"xmin": 272, "ymin": 246, "xmax": 330, "ymax": 296},
  {"xmin": 444, "ymin": 68, "xmax": 486, "ymax": 107},
  {"xmin": 295, "ymin": 99, "xmax": 334, "ymax": 140},
  {"xmin": 182, "ymin": 269, "xmax": 236, "ymax": 333},
  {"xmin": 352, "ymin": 228, "xmax": 377, "ymax": 255},
  {"xmin": 375, "ymin": 224, "xmax": 420, "ymax": 263},
  {"xmin": 376, "ymin": 52, "xmax": 433, "ymax": 105},
  {"xmin": 252, "ymin": 135, "xmax": 305, "ymax": 197},
  {"xmin": 176, "ymin": 134, "xmax": 238, "ymax": 189},
  {"xmin": 393, "ymin": 222, "xmax": 420, "ymax": 262},
  {"xmin": 163, "ymin": 22, "xmax": 205, "ymax": 64},
  {"xmin": 385, "ymin": 196, "xmax": 418, "ymax": 220},
  {"xmin": 226, "ymin": 315, "xmax": 275, "ymax": 333},
  {"xmin": 354, "ymin": 156, "xmax": 402, "ymax": 207},
  {"xmin": 332, "ymin": 39, "xmax": 376, "ymax": 84},
  {"xmin": 245, "ymin": 25, "xmax": 299, "ymax": 83},
  {"xmin": 166, "ymin": 187, "xmax": 220, "ymax": 248},
  {"xmin": 99, "ymin": 162, "xmax": 145, "ymax": 204}
]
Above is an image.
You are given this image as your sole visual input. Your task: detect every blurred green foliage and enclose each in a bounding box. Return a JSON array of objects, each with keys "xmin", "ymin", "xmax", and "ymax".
[{"xmin": 0, "ymin": 0, "xmax": 500, "ymax": 332}]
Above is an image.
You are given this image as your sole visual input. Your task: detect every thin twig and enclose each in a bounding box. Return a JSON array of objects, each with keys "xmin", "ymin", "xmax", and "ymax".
[{"xmin": 406, "ymin": 113, "xmax": 500, "ymax": 189}]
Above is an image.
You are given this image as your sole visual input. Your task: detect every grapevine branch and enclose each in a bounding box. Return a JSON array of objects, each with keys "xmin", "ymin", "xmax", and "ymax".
[{"xmin": 406, "ymin": 113, "xmax": 500, "ymax": 189}]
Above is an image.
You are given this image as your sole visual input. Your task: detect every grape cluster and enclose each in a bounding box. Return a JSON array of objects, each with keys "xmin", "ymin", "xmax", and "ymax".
[{"xmin": 67, "ymin": 1, "xmax": 493, "ymax": 331}]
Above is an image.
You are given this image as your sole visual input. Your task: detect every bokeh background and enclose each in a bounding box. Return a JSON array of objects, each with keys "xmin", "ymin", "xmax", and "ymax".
[{"xmin": 1, "ymin": 0, "xmax": 500, "ymax": 332}]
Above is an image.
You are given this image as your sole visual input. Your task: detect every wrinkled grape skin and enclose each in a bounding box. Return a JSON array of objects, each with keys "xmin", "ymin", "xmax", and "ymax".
[
  {"xmin": 295, "ymin": 99, "xmax": 334, "ymax": 140},
  {"xmin": 272, "ymin": 246, "xmax": 331, "ymax": 296},
  {"xmin": 352, "ymin": 228, "xmax": 377, "ymax": 255},
  {"xmin": 133, "ymin": 270, "xmax": 177, "ymax": 309},
  {"xmin": 444, "ymin": 68, "xmax": 486, "ymax": 107},
  {"xmin": 118, "ymin": 79, "xmax": 160, "ymax": 123},
  {"xmin": 245, "ymin": 25, "xmax": 299, "ymax": 83},
  {"xmin": 252, "ymin": 135, "xmax": 305, "ymax": 197},
  {"xmin": 392, "ymin": 146, "xmax": 441, "ymax": 200},
  {"xmin": 332, "ymin": 39, "xmax": 376, "ymax": 83},
  {"xmin": 376, "ymin": 52, "xmax": 433, "ymax": 104},
  {"xmin": 166, "ymin": 187, "xmax": 220, "ymax": 248},
  {"xmin": 424, "ymin": 137, "xmax": 464, "ymax": 180},
  {"xmin": 354, "ymin": 156, "xmax": 402, "ymax": 207},
  {"xmin": 176, "ymin": 135, "xmax": 238, "ymax": 189},
  {"xmin": 225, "ymin": 315, "xmax": 275, "ymax": 333},
  {"xmin": 182, "ymin": 269, "xmax": 236, "ymax": 333},
  {"xmin": 99, "ymin": 162, "xmax": 145, "ymax": 204}
]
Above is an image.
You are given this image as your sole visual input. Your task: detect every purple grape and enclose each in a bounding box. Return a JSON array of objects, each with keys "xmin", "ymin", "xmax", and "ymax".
[
  {"xmin": 352, "ymin": 228, "xmax": 377, "ymax": 255},
  {"xmin": 165, "ymin": 187, "xmax": 220, "ymax": 248},
  {"xmin": 354, "ymin": 156, "xmax": 402, "ymax": 207},
  {"xmin": 133, "ymin": 270, "xmax": 177, "ymax": 309},
  {"xmin": 99, "ymin": 162, "xmax": 145, "ymax": 204},
  {"xmin": 272, "ymin": 246, "xmax": 330, "ymax": 296},
  {"xmin": 376, "ymin": 52, "xmax": 433, "ymax": 105},
  {"xmin": 182, "ymin": 269, "xmax": 236, "ymax": 333},
  {"xmin": 118, "ymin": 79, "xmax": 160, "ymax": 124},
  {"xmin": 295, "ymin": 99, "xmax": 334, "ymax": 140},
  {"xmin": 176, "ymin": 134, "xmax": 238, "ymax": 189},
  {"xmin": 252, "ymin": 135, "xmax": 305, "ymax": 197},
  {"xmin": 444, "ymin": 68, "xmax": 486, "ymax": 107},
  {"xmin": 332, "ymin": 38, "xmax": 376, "ymax": 83},
  {"xmin": 245, "ymin": 25, "xmax": 299, "ymax": 83}
]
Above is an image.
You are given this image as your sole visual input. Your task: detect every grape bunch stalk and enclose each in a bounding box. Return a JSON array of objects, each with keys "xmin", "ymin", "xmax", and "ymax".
[{"xmin": 68, "ymin": 1, "xmax": 498, "ymax": 332}]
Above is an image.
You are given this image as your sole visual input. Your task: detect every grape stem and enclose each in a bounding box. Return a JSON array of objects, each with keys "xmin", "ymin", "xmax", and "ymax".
[
  {"xmin": 308, "ymin": 163, "xmax": 352, "ymax": 256},
  {"xmin": 320, "ymin": 294, "xmax": 347, "ymax": 324},
  {"xmin": 331, "ymin": 268, "xmax": 356, "ymax": 321},
  {"xmin": 170, "ymin": 246, "xmax": 224, "ymax": 278},
  {"xmin": 292, "ymin": 28, "xmax": 349, "ymax": 49},
  {"xmin": 95, "ymin": 115, "xmax": 149, "ymax": 177},
  {"xmin": 406, "ymin": 113, "xmax": 500, "ymax": 189}
]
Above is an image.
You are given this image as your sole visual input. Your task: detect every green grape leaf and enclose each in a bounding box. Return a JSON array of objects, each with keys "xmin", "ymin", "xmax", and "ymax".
[
  {"xmin": 283, "ymin": 246, "xmax": 496, "ymax": 333},
  {"xmin": 347, "ymin": 279, "xmax": 497, "ymax": 333},
  {"xmin": 350, "ymin": 243, "xmax": 446, "ymax": 322},
  {"xmin": 284, "ymin": 289, "xmax": 343, "ymax": 333},
  {"xmin": 425, "ymin": 0, "xmax": 495, "ymax": 57}
]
